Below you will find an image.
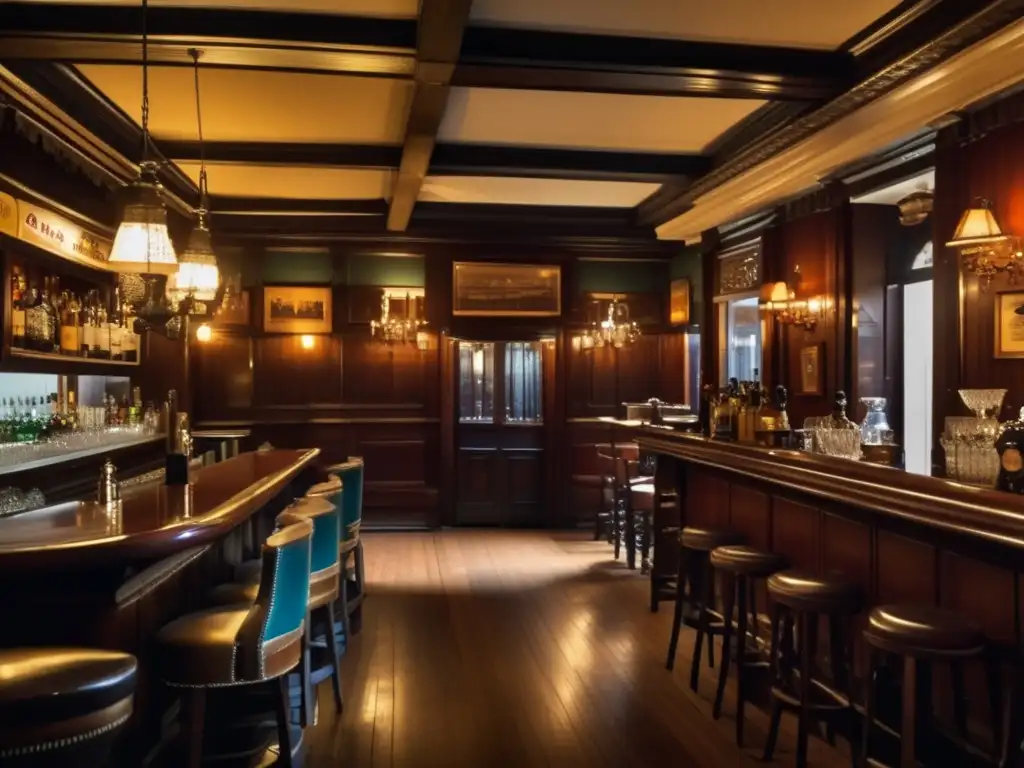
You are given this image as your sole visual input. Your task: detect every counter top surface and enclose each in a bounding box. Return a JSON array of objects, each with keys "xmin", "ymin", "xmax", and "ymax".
[
  {"xmin": 0, "ymin": 432, "xmax": 164, "ymax": 477},
  {"xmin": 192, "ymin": 430, "xmax": 252, "ymax": 439},
  {"xmin": 0, "ymin": 448, "xmax": 318, "ymax": 565},
  {"xmin": 637, "ymin": 427, "xmax": 1024, "ymax": 551}
]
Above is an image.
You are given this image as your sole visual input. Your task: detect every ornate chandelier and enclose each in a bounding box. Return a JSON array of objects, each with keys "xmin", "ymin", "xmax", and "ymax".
[
  {"xmin": 580, "ymin": 299, "xmax": 639, "ymax": 350},
  {"xmin": 370, "ymin": 291, "xmax": 423, "ymax": 344}
]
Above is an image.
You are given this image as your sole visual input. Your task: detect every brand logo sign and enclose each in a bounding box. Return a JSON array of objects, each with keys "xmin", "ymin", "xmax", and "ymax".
[
  {"xmin": 18, "ymin": 201, "xmax": 111, "ymax": 266},
  {"xmin": 0, "ymin": 192, "xmax": 16, "ymax": 238}
]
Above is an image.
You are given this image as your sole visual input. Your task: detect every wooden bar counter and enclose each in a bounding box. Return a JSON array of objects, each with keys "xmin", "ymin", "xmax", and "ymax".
[
  {"xmin": 638, "ymin": 426, "xmax": 1022, "ymax": 761},
  {"xmin": 0, "ymin": 447, "xmax": 320, "ymax": 762}
]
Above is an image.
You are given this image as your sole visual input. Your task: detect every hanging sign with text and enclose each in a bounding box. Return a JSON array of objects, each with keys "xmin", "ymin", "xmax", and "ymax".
[{"xmin": 17, "ymin": 200, "xmax": 112, "ymax": 269}]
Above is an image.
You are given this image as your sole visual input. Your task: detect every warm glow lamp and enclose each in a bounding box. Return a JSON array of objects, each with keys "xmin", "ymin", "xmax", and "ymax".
[
  {"xmin": 300, "ymin": 334, "xmax": 315, "ymax": 350},
  {"xmin": 195, "ymin": 323, "xmax": 212, "ymax": 343},
  {"xmin": 946, "ymin": 200, "xmax": 1008, "ymax": 248},
  {"xmin": 108, "ymin": 161, "xmax": 178, "ymax": 275}
]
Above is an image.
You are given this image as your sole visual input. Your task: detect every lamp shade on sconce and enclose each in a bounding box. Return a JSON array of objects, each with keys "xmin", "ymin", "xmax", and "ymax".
[
  {"xmin": 108, "ymin": 163, "xmax": 178, "ymax": 275},
  {"xmin": 947, "ymin": 204, "xmax": 1009, "ymax": 247},
  {"xmin": 759, "ymin": 281, "xmax": 791, "ymax": 310}
]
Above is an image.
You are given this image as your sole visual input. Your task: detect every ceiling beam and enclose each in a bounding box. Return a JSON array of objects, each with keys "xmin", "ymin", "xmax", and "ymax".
[
  {"xmin": 208, "ymin": 197, "xmax": 387, "ymax": 215},
  {"xmin": 429, "ymin": 144, "xmax": 709, "ymax": 183},
  {"xmin": 162, "ymin": 141, "xmax": 403, "ymax": 169},
  {"xmin": 387, "ymin": 0, "xmax": 473, "ymax": 232},
  {"xmin": 0, "ymin": 3, "xmax": 416, "ymax": 77},
  {"xmin": 455, "ymin": 27, "xmax": 851, "ymax": 101}
]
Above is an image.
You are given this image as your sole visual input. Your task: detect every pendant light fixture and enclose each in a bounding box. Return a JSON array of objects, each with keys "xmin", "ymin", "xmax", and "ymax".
[
  {"xmin": 108, "ymin": 0, "xmax": 178, "ymax": 277},
  {"xmin": 166, "ymin": 48, "xmax": 220, "ymax": 307}
]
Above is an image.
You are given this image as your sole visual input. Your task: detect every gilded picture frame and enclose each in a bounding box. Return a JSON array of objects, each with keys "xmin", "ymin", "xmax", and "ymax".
[
  {"xmin": 994, "ymin": 290, "xmax": 1024, "ymax": 358},
  {"xmin": 452, "ymin": 262, "xmax": 561, "ymax": 317},
  {"xmin": 263, "ymin": 285, "xmax": 332, "ymax": 334}
]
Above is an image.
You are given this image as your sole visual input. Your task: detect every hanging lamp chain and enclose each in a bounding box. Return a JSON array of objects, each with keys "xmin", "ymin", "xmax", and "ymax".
[
  {"xmin": 140, "ymin": 0, "xmax": 150, "ymax": 164},
  {"xmin": 190, "ymin": 48, "xmax": 209, "ymax": 209}
]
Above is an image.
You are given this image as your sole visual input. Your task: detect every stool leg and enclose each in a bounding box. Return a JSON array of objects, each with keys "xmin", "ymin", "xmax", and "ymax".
[
  {"xmin": 862, "ymin": 647, "xmax": 877, "ymax": 768},
  {"xmin": 690, "ymin": 560, "xmax": 715, "ymax": 692},
  {"xmin": 900, "ymin": 655, "xmax": 918, "ymax": 768},
  {"xmin": 796, "ymin": 611, "xmax": 819, "ymax": 768},
  {"xmin": 339, "ymin": 550, "xmax": 353, "ymax": 644},
  {"xmin": 299, "ymin": 613, "xmax": 314, "ymax": 728},
  {"xmin": 734, "ymin": 575, "xmax": 750, "ymax": 746},
  {"xmin": 951, "ymin": 660, "xmax": 968, "ymax": 739},
  {"xmin": 666, "ymin": 547, "xmax": 689, "ymax": 671},
  {"xmin": 274, "ymin": 676, "xmax": 294, "ymax": 767},
  {"xmin": 180, "ymin": 688, "xmax": 206, "ymax": 768},
  {"xmin": 613, "ymin": 493, "xmax": 622, "ymax": 561},
  {"xmin": 625, "ymin": 493, "xmax": 636, "ymax": 570},
  {"xmin": 323, "ymin": 602, "xmax": 345, "ymax": 713},
  {"xmin": 640, "ymin": 510, "xmax": 652, "ymax": 575},
  {"xmin": 713, "ymin": 572, "xmax": 737, "ymax": 721},
  {"xmin": 763, "ymin": 603, "xmax": 786, "ymax": 762}
]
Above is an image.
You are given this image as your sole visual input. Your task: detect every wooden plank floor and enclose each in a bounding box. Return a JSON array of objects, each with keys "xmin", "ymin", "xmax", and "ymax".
[{"xmin": 307, "ymin": 530, "xmax": 850, "ymax": 767}]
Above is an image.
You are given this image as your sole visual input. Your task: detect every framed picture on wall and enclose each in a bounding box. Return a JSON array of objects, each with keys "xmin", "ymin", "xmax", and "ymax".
[
  {"xmin": 452, "ymin": 262, "xmax": 561, "ymax": 316},
  {"xmin": 263, "ymin": 285, "xmax": 332, "ymax": 334},
  {"xmin": 995, "ymin": 290, "xmax": 1024, "ymax": 358},
  {"xmin": 798, "ymin": 343, "xmax": 824, "ymax": 395},
  {"xmin": 669, "ymin": 278, "xmax": 691, "ymax": 325}
]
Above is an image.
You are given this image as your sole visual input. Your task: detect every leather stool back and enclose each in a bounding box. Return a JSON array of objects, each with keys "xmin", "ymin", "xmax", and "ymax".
[
  {"xmin": 288, "ymin": 495, "xmax": 342, "ymax": 609},
  {"xmin": 0, "ymin": 648, "xmax": 137, "ymax": 767},
  {"xmin": 328, "ymin": 458, "xmax": 364, "ymax": 545},
  {"xmin": 326, "ymin": 457, "xmax": 366, "ymax": 641}
]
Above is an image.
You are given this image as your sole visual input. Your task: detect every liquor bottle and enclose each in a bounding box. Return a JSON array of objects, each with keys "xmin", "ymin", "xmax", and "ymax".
[
  {"xmin": 77, "ymin": 293, "xmax": 90, "ymax": 357},
  {"xmin": 66, "ymin": 391, "xmax": 78, "ymax": 431},
  {"xmin": 10, "ymin": 265, "xmax": 26, "ymax": 350},
  {"xmin": 84, "ymin": 291, "xmax": 99, "ymax": 359},
  {"xmin": 59, "ymin": 291, "xmax": 79, "ymax": 356},
  {"xmin": 95, "ymin": 300, "xmax": 110, "ymax": 360},
  {"xmin": 120, "ymin": 294, "xmax": 138, "ymax": 363},
  {"xmin": 46, "ymin": 277, "xmax": 60, "ymax": 352}
]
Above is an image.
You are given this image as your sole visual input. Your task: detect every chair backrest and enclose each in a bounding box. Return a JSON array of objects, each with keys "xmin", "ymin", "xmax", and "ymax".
[
  {"xmin": 286, "ymin": 496, "xmax": 340, "ymax": 578},
  {"xmin": 236, "ymin": 513, "xmax": 312, "ymax": 681},
  {"xmin": 327, "ymin": 457, "xmax": 364, "ymax": 539}
]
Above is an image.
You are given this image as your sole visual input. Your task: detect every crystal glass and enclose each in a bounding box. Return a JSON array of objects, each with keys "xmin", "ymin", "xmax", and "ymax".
[
  {"xmin": 812, "ymin": 427, "xmax": 862, "ymax": 460},
  {"xmin": 859, "ymin": 397, "xmax": 892, "ymax": 445}
]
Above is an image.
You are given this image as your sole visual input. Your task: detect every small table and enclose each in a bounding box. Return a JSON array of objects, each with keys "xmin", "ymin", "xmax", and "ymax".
[{"xmin": 192, "ymin": 429, "xmax": 252, "ymax": 463}]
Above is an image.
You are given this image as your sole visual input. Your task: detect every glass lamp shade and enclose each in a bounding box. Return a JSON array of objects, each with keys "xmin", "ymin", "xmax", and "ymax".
[
  {"xmin": 758, "ymin": 281, "xmax": 791, "ymax": 310},
  {"xmin": 167, "ymin": 211, "xmax": 220, "ymax": 303},
  {"xmin": 947, "ymin": 205, "xmax": 1009, "ymax": 247},
  {"xmin": 109, "ymin": 165, "xmax": 178, "ymax": 275}
]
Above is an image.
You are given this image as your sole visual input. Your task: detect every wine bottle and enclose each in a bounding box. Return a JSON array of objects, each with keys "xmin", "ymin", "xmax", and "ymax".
[
  {"xmin": 10, "ymin": 266, "xmax": 26, "ymax": 350},
  {"xmin": 95, "ymin": 300, "xmax": 110, "ymax": 360},
  {"xmin": 59, "ymin": 291, "xmax": 79, "ymax": 356}
]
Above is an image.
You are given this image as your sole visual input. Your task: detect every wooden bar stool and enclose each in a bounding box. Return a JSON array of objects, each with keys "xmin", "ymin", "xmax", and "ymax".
[
  {"xmin": 763, "ymin": 570, "xmax": 862, "ymax": 768},
  {"xmin": 629, "ymin": 482, "xmax": 655, "ymax": 574},
  {"xmin": 0, "ymin": 649, "xmax": 137, "ymax": 767},
  {"xmin": 597, "ymin": 451, "xmax": 621, "ymax": 558},
  {"xmin": 329, "ymin": 457, "xmax": 366, "ymax": 640},
  {"xmin": 665, "ymin": 526, "xmax": 745, "ymax": 693},
  {"xmin": 592, "ymin": 444, "xmax": 614, "ymax": 541},
  {"xmin": 709, "ymin": 545, "xmax": 788, "ymax": 746},
  {"xmin": 861, "ymin": 604, "xmax": 994, "ymax": 768}
]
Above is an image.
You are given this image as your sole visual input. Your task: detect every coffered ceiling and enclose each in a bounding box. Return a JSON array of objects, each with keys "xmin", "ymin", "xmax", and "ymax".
[{"xmin": 0, "ymin": 0, "xmax": 1017, "ymax": 245}]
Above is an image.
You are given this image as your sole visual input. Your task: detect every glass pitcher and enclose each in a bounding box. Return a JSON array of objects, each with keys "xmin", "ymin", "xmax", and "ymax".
[{"xmin": 859, "ymin": 397, "xmax": 892, "ymax": 445}]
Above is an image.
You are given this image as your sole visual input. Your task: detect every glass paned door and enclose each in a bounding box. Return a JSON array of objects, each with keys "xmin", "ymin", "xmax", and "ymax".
[
  {"xmin": 458, "ymin": 342, "xmax": 494, "ymax": 423},
  {"xmin": 504, "ymin": 341, "xmax": 543, "ymax": 424}
]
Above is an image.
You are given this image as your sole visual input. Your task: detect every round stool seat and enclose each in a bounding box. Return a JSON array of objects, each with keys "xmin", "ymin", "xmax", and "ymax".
[
  {"xmin": 710, "ymin": 545, "xmax": 787, "ymax": 577},
  {"xmin": 767, "ymin": 569, "xmax": 862, "ymax": 614},
  {"xmin": 630, "ymin": 483, "xmax": 655, "ymax": 510},
  {"xmin": 865, "ymin": 605, "xmax": 984, "ymax": 658},
  {"xmin": 306, "ymin": 475, "xmax": 342, "ymax": 498},
  {"xmin": 208, "ymin": 580, "xmax": 259, "ymax": 607},
  {"xmin": 0, "ymin": 648, "xmax": 137, "ymax": 762},
  {"xmin": 680, "ymin": 526, "xmax": 745, "ymax": 552}
]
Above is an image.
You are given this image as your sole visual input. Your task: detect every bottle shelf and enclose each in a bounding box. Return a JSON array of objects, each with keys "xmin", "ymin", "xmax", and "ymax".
[{"xmin": 2, "ymin": 347, "xmax": 139, "ymax": 375}]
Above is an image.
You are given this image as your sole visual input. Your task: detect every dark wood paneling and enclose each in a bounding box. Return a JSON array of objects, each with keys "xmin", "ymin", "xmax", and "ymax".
[
  {"xmin": 254, "ymin": 334, "xmax": 343, "ymax": 407},
  {"xmin": 770, "ymin": 496, "xmax": 820, "ymax": 572},
  {"xmin": 193, "ymin": 334, "xmax": 252, "ymax": 419},
  {"xmin": 457, "ymin": 448, "xmax": 501, "ymax": 525}
]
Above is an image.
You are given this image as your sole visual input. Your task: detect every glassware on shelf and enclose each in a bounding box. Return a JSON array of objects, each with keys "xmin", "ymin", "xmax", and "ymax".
[
  {"xmin": 958, "ymin": 389, "xmax": 1007, "ymax": 421},
  {"xmin": 811, "ymin": 426, "xmax": 862, "ymax": 460},
  {"xmin": 939, "ymin": 391, "xmax": 1007, "ymax": 487},
  {"xmin": 859, "ymin": 397, "xmax": 893, "ymax": 445}
]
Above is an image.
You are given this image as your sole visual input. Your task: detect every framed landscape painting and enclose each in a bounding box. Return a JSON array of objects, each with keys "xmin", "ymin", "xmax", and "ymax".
[
  {"xmin": 263, "ymin": 285, "xmax": 332, "ymax": 334},
  {"xmin": 452, "ymin": 262, "xmax": 561, "ymax": 317}
]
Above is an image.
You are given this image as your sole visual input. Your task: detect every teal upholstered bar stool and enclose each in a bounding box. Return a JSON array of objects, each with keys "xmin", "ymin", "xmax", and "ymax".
[
  {"xmin": 328, "ymin": 457, "xmax": 365, "ymax": 639},
  {"xmin": 209, "ymin": 494, "xmax": 345, "ymax": 726},
  {"xmin": 155, "ymin": 513, "xmax": 313, "ymax": 768}
]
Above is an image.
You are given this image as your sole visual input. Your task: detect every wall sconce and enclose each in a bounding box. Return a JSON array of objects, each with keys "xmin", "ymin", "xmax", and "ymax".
[
  {"xmin": 300, "ymin": 334, "xmax": 315, "ymax": 350},
  {"xmin": 758, "ymin": 266, "xmax": 820, "ymax": 330},
  {"xmin": 195, "ymin": 323, "xmax": 212, "ymax": 343},
  {"xmin": 416, "ymin": 330, "xmax": 430, "ymax": 351},
  {"xmin": 946, "ymin": 198, "xmax": 1022, "ymax": 288}
]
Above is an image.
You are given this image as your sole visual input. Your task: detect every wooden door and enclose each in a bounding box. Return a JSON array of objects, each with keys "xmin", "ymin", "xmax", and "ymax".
[{"xmin": 455, "ymin": 340, "xmax": 547, "ymax": 526}]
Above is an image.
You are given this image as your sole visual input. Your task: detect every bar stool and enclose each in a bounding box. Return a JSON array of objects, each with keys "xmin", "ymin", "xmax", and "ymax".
[
  {"xmin": 0, "ymin": 648, "xmax": 137, "ymax": 768},
  {"xmin": 861, "ymin": 604, "xmax": 991, "ymax": 768},
  {"xmin": 209, "ymin": 494, "xmax": 345, "ymax": 725},
  {"xmin": 155, "ymin": 513, "xmax": 313, "ymax": 768},
  {"xmin": 329, "ymin": 458, "xmax": 365, "ymax": 639},
  {"xmin": 592, "ymin": 444, "xmax": 613, "ymax": 541},
  {"xmin": 665, "ymin": 526, "xmax": 745, "ymax": 691},
  {"xmin": 709, "ymin": 545, "xmax": 788, "ymax": 746},
  {"xmin": 629, "ymin": 481, "xmax": 655, "ymax": 574},
  {"xmin": 763, "ymin": 570, "xmax": 862, "ymax": 768},
  {"xmin": 597, "ymin": 450, "xmax": 620, "ymax": 556}
]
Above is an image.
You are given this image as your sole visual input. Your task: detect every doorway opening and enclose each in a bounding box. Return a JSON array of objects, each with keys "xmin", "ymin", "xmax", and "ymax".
[{"xmin": 454, "ymin": 340, "xmax": 548, "ymax": 526}]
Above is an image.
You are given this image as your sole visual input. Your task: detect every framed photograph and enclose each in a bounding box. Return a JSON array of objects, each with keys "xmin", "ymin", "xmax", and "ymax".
[
  {"xmin": 263, "ymin": 285, "xmax": 332, "ymax": 334},
  {"xmin": 453, "ymin": 262, "xmax": 561, "ymax": 317},
  {"xmin": 669, "ymin": 278, "xmax": 691, "ymax": 325},
  {"xmin": 995, "ymin": 290, "xmax": 1024, "ymax": 358},
  {"xmin": 798, "ymin": 343, "xmax": 823, "ymax": 396}
]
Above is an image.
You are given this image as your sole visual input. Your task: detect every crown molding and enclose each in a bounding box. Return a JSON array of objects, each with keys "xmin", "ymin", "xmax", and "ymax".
[{"xmin": 657, "ymin": 9, "xmax": 1024, "ymax": 240}]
